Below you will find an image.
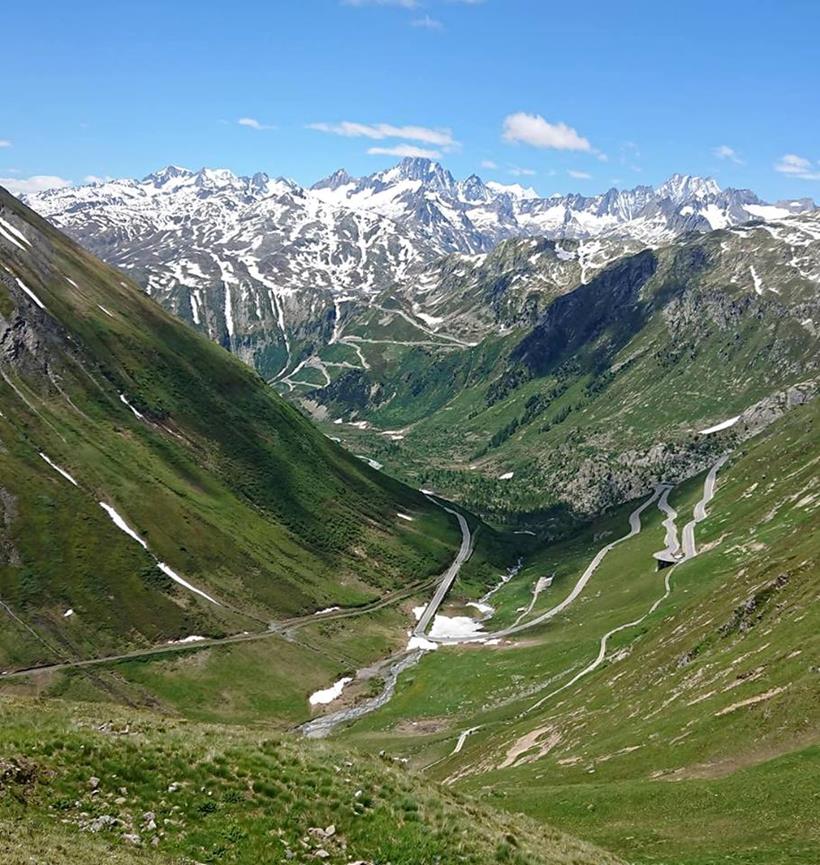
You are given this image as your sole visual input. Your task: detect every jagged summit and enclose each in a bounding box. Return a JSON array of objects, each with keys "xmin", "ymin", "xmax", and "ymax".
[
  {"xmin": 311, "ymin": 167, "xmax": 353, "ymax": 191},
  {"xmin": 656, "ymin": 172, "xmax": 721, "ymax": 202},
  {"xmin": 19, "ymin": 160, "xmax": 817, "ymax": 383}
]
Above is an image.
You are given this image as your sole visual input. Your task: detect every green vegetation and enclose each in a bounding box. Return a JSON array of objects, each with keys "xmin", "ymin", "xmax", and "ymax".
[
  {"xmin": 334, "ymin": 403, "xmax": 819, "ymax": 864},
  {"xmin": 0, "ymin": 190, "xmax": 460, "ymax": 676},
  {"xmin": 0, "ymin": 696, "xmax": 621, "ymax": 865},
  {"xmin": 306, "ymin": 227, "xmax": 818, "ymax": 523}
]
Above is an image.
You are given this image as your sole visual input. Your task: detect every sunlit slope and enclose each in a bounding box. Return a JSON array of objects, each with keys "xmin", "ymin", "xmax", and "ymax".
[
  {"xmin": 0, "ymin": 188, "xmax": 460, "ymax": 670},
  {"xmin": 336, "ymin": 402, "xmax": 819, "ymax": 864},
  {"xmin": 0, "ymin": 696, "xmax": 623, "ymax": 865},
  {"xmin": 313, "ymin": 217, "xmax": 819, "ymax": 519}
]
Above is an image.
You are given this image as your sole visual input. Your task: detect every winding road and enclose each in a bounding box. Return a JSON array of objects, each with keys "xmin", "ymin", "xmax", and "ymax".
[
  {"xmin": 416, "ymin": 484, "xmax": 664, "ymax": 645},
  {"xmin": 525, "ymin": 455, "xmax": 728, "ymax": 714}
]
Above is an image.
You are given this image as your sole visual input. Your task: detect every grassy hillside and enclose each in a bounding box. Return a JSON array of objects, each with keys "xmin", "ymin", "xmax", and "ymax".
[
  {"xmin": 0, "ymin": 695, "xmax": 622, "ymax": 865},
  {"xmin": 0, "ymin": 188, "xmax": 461, "ymax": 675},
  {"xmin": 305, "ymin": 218, "xmax": 819, "ymax": 523},
  {"xmin": 332, "ymin": 402, "xmax": 819, "ymax": 864}
]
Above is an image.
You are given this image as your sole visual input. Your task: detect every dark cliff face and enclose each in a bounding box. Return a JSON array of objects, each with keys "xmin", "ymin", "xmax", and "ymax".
[{"xmin": 511, "ymin": 249, "xmax": 659, "ymax": 378}]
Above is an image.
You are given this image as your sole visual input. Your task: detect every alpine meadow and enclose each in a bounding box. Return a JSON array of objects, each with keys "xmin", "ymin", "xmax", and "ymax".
[{"xmin": 1, "ymin": 3, "xmax": 818, "ymax": 864}]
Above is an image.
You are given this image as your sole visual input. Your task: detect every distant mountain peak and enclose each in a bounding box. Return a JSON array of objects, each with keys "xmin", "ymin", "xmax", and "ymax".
[
  {"xmin": 311, "ymin": 168, "xmax": 353, "ymax": 191},
  {"xmin": 656, "ymin": 173, "xmax": 721, "ymax": 202},
  {"xmin": 144, "ymin": 165, "xmax": 194, "ymax": 185}
]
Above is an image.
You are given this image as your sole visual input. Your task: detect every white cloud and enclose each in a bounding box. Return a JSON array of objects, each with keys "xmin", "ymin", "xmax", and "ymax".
[
  {"xmin": 480, "ymin": 159, "xmax": 497, "ymax": 169},
  {"xmin": 502, "ymin": 112, "xmax": 592, "ymax": 152},
  {"xmin": 509, "ymin": 166, "xmax": 536, "ymax": 176},
  {"xmin": 412, "ymin": 14, "xmax": 443, "ymax": 29},
  {"xmin": 774, "ymin": 153, "xmax": 820, "ymax": 181},
  {"xmin": 714, "ymin": 144, "xmax": 743, "ymax": 164},
  {"xmin": 309, "ymin": 120, "xmax": 457, "ymax": 149},
  {"xmin": 0, "ymin": 140, "xmax": 11, "ymax": 148},
  {"xmin": 0, "ymin": 175, "xmax": 73, "ymax": 195},
  {"xmin": 367, "ymin": 144, "xmax": 442, "ymax": 158},
  {"xmin": 238, "ymin": 117, "xmax": 275, "ymax": 130},
  {"xmin": 568, "ymin": 169, "xmax": 592, "ymax": 180}
]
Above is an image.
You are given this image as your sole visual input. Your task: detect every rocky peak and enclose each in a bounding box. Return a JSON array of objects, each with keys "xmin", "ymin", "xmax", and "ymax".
[
  {"xmin": 656, "ymin": 173, "xmax": 721, "ymax": 203},
  {"xmin": 311, "ymin": 168, "xmax": 353, "ymax": 191},
  {"xmin": 459, "ymin": 174, "xmax": 492, "ymax": 202},
  {"xmin": 144, "ymin": 165, "xmax": 194, "ymax": 186}
]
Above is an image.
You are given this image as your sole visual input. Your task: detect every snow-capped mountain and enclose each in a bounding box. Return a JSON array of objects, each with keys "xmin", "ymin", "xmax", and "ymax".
[{"xmin": 22, "ymin": 158, "xmax": 816, "ymax": 379}]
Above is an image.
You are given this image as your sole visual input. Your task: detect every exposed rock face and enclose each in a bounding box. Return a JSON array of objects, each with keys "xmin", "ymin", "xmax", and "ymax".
[{"xmin": 21, "ymin": 160, "xmax": 815, "ymax": 380}]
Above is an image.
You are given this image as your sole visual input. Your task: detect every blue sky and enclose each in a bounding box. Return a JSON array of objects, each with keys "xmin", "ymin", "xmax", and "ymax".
[{"xmin": 2, "ymin": 0, "xmax": 819, "ymax": 200}]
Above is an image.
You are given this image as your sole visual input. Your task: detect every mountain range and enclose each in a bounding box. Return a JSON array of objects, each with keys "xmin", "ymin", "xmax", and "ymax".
[
  {"xmin": 25, "ymin": 159, "xmax": 816, "ymax": 380},
  {"xmin": 3, "ymin": 162, "xmax": 819, "ymax": 865}
]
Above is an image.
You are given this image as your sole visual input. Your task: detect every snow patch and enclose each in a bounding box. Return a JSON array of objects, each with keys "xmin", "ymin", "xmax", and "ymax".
[
  {"xmin": 498, "ymin": 471, "xmax": 514, "ymax": 480},
  {"xmin": 406, "ymin": 635, "xmax": 438, "ymax": 652},
  {"xmin": 428, "ymin": 614, "xmax": 486, "ymax": 641},
  {"xmin": 99, "ymin": 502, "xmax": 149, "ymax": 549},
  {"xmin": 0, "ymin": 216, "xmax": 29, "ymax": 250},
  {"xmin": 15, "ymin": 277, "xmax": 46, "ymax": 310},
  {"xmin": 698, "ymin": 415, "xmax": 741, "ymax": 435},
  {"xmin": 309, "ymin": 676, "xmax": 353, "ymax": 706},
  {"xmin": 467, "ymin": 601, "xmax": 494, "ymax": 617},
  {"xmin": 119, "ymin": 394, "xmax": 144, "ymax": 420},
  {"xmin": 39, "ymin": 452, "xmax": 79, "ymax": 486},
  {"xmin": 356, "ymin": 455, "xmax": 383, "ymax": 471},
  {"xmin": 314, "ymin": 606, "xmax": 341, "ymax": 615},
  {"xmin": 156, "ymin": 562, "xmax": 221, "ymax": 606},
  {"xmin": 397, "ymin": 512, "xmax": 414, "ymax": 522},
  {"xmin": 99, "ymin": 502, "xmax": 221, "ymax": 605}
]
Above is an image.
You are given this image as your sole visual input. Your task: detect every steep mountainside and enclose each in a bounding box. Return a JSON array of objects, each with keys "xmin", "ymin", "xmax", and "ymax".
[
  {"xmin": 0, "ymin": 187, "xmax": 461, "ymax": 674},
  {"xmin": 310, "ymin": 213, "xmax": 820, "ymax": 520},
  {"xmin": 25, "ymin": 159, "xmax": 815, "ymax": 380},
  {"xmin": 334, "ymin": 402, "xmax": 819, "ymax": 864}
]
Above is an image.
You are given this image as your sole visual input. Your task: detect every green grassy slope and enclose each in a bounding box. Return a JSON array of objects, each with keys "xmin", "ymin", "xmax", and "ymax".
[
  {"xmin": 307, "ymin": 220, "xmax": 819, "ymax": 522},
  {"xmin": 0, "ymin": 696, "xmax": 622, "ymax": 865},
  {"xmin": 0, "ymin": 188, "xmax": 461, "ymax": 673},
  {"xmin": 333, "ymin": 402, "xmax": 819, "ymax": 864}
]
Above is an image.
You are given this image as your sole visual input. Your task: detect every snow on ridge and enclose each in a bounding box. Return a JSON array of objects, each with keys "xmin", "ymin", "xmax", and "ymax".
[
  {"xmin": 119, "ymin": 394, "xmax": 144, "ymax": 420},
  {"xmin": 98, "ymin": 501, "xmax": 221, "ymax": 606},
  {"xmin": 99, "ymin": 502, "xmax": 149, "ymax": 549},
  {"xmin": 39, "ymin": 452, "xmax": 79, "ymax": 486},
  {"xmin": 14, "ymin": 277, "xmax": 47, "ymax": 310}
]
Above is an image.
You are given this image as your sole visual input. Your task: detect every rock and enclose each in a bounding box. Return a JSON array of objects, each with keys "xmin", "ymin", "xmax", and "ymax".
[
  {"xmin": 86, "ymin": 814, "xmax": 118, "ymax": 833},
  {"xmin": 324, "ymin": 825, "xmax": 336, "ymax": 837},
  {"xmin": 122, "ymin": 833, "xmax": 141, "ymax": 846},
  {"xmin": 88, "ymin": 776, "xmax": 100, "ymax": 790},
  {"xmin": 314, "ymin": 851, "xmax": 330, "ymax": 860},
  {"xmin": 114, "ymin": 796, "xmax": 127, "ymax": 805}
]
